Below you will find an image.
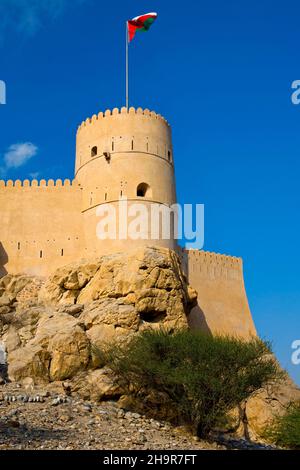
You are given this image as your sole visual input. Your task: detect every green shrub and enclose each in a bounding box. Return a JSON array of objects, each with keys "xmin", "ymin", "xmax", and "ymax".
[
  {"xmin": 99, "ymin": 329, "xmax": 282, "ymax": 438},
  {"xmin": 264, "ymin": 402, "xmax": 300, "ymax": 449}
]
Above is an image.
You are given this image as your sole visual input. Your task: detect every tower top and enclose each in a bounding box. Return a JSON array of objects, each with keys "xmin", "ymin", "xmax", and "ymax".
[{"xmin": 77, "ymin": 106, "xmax": 170, "ymax": 134}]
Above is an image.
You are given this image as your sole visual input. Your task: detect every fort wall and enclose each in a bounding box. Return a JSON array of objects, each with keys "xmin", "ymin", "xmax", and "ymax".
[
  {"xmin": 0, "ymin": 179, "xmax": 83, "ymax": 276},
  {"xmin": 178, "ymin": 248, "xmax": 257, "ymax": 338}
]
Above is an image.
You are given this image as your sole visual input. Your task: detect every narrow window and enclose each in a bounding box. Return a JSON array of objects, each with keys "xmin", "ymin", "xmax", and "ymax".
[
  {"xmin": 146, "ymin": 142, "xmax": 149, "ymax": 152},
  {"xmin": 112, "ymin": 140, "xmax": 114, "ymax": 151},
  {"xmin": 168, "ymin": 150, "xmax": 171, "ymax": 161},
  {"xmin": 17, "ymin": 242, "xmax": 20, "ymax": 250},
  {"xmin": 137, "ymin": 182, "xmax": 151, "ymax": 198},
  {"xmin": 40, "ymin": 250, "xmax": 43, "ymax": 259},
  {"xmin": 91, "ymin": 146, "xmax": 97, "ymax": 157},
  {"xmin": 131, "ymin": 140, "xmax": 134, "ymax": 150},
  {"xmin": 105, "ymin": 192, "xmax": 107, "ymax": 201},
  {"xmin": 61, "ymin": 249, "xmax": 64, "ymax": 257}
]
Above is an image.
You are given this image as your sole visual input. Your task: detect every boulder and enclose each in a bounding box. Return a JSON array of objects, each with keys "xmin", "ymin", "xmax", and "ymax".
[
  {"xmin": 1, "ymin": 247, "xmax": 196, "ymax": 387},
  {"xmin": 9, "ymin": 344, "xmax": 51, "ymax": 382},
  {"xmin": 70, "ymin": 368, "xmax": 122, "ymax": 401},
  {"xmin": 244, "ymin": 378, "xmax": 300, "ymax": 439}
]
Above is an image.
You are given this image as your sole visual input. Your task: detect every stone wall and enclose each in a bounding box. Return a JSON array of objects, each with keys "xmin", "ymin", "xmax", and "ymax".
[
  {"xmin": 0, "ymin": 179, "xmax": 83, "ymax": 276},
  {"xmin": 178, "ymin": 248, "xmax": 257, "ymax": 339}
]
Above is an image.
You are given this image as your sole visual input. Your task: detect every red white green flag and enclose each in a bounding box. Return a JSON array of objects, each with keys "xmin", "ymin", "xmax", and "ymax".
[{"xmin": 127, "ymin": 12, "xmax": 158, "ymax": 43}]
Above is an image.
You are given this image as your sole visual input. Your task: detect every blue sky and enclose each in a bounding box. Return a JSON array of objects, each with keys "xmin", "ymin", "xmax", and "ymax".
[{"xmin": 0, "ymin": 0, "xmax": 300, "ymax": 383}]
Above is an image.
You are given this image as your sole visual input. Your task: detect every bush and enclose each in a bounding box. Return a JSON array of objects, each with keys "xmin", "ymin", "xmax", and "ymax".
[
  {"xmin": 99, "ymin": 329, "xmax": 282, "ymax": 437},
  {"xmin": 264, "ymin": 402, "xmax": 300, "ymax": 449}
]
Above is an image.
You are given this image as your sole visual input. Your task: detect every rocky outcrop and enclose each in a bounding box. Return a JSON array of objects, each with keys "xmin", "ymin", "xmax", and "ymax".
[
  {"xmin": 0, "ymin": 247, "xmax": 196, "ymax": 385},
  {"xmin": 243, "ymin": 377, "xmax": 300, "ymax": 439},
  {"xmin": 1, "ymin": 246, "xmax": 299, "ymax": 445}
]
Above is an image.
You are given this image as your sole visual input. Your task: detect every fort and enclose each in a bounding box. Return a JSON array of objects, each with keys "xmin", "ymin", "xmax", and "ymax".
[{"xmin": 0, "ymin": 106, "xmax": 256, "ymax": 339}]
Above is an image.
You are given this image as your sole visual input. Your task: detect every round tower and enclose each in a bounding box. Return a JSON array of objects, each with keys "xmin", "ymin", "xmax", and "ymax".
[{"xmin": 75, "ymin": 106, "xmax": 177, "ymax": 256}]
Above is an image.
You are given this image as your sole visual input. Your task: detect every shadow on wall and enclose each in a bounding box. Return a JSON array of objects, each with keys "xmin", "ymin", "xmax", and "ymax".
[
  {"xmin": 187, "ymin": 304, "xmax": 212, "ymax": 336},
  {"xmin": 181, "ymin": 250, "xmax": 212, "ymax": 335},
  {"xmin": 0, "ymin": 242, "xmax": 8, "ymax": 278}
]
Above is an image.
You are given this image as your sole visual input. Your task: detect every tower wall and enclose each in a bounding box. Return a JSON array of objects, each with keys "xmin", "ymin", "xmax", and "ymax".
[{"xmin": 75, "ymin": 107, "xmax": 177, "ymax": 256}]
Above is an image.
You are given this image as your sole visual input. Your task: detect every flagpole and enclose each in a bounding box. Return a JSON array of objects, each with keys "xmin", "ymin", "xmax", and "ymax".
[{"xmin": 126, "ymin": 21, "xmax": 129, "ymax": 110}]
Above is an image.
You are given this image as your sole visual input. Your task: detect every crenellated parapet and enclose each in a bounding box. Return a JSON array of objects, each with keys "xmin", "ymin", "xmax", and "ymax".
[
  {"xmin": 77, "ymin": 107, "xmax": 170, "ymax": 133},
  {"xmin": 0, "ymin": 179, "xmax": 80, "ymax": 189},
  {"xmin": 75, "ymin": 106, "xmax": 173, "ymax": 175},
  {"xmin": 177, "ymin": 248, "xmax": 243, "ymax": 281}
]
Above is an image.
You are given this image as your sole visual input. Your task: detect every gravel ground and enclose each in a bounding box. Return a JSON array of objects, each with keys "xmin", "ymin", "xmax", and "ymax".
[
  {"xmin": 0, "ymin": 381, "xmax": 225, "ymax": 451},
  {"xmin": 0, "ymin": 381, "xmax": 276, "ymax": 451}
]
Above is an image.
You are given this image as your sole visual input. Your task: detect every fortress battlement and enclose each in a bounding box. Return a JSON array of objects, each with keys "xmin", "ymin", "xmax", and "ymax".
[
  {"xmin": 185, "ymin": 249, "xmax": 242, "ymax": 268},
  {"xmin": 0, "ymin": 179, "xmax": 80, "ymax": 189},
  {"xmin": 77, "ymin": 107, "xmax": 170, "ymax": 133},
  {"xmin": 177, "ymin": 247, "xmax": 242, "ymax": 267},
  {"xmin": 177, "ymin": 248, "xmax": 243, "ymax": 284}
]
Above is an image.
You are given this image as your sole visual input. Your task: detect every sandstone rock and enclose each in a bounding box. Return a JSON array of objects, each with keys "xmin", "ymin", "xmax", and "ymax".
[
  {"xmin": 2, "ymin": 247, "xmax": 196, "ymax": 387},
  {"xmin": 3, "ymin": 328, "xmax": 21, "ymax": 353},
  {"xmin": 48, "ymin": 326, "xmax": 90, "ymax": 381},
  {"xmin": 0, "ymin": 294, "xmax": 11, "ymax": 307},
  {"xmin": 71, "ymin": 368, "xmax": 122, "ymax": 402},
  {"xmin": 244, "ymin": 378, "xmax": 300, "ymax": 440},
  {"xmin": 64, "ymin": 304, "xmax": 84, "ymax": 316},
  {"xmin": 9, "ymin": 344, "xmax": 51, "ymax": 382},
  {"xmin": 0, "ymin": 306, "xmax": 11, "ymax": 315},
  {"xmin": 39, "ymin": 261, "xmax": 100, "ymax": 305}
]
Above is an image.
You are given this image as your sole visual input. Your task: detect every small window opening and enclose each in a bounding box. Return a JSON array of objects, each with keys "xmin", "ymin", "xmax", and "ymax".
[
  {"xmin": 120, "ymin": 190, "xmax": 123, "ymax": 197},
  {"xmin": 61, "ymin": 249, "xmax": 64, "ymax": 257},
  {"xmin": 137, "ymin": 182, "xmax": 151, "ymax": 198},
  {"xmin": 131, "ymin": 140, "xmax": 134, "ymax": 150},
  {"xmin": 112, "ymin": 140, "xmax": 114, "ymax": 151},
  {"xmin": 91, "ymin": 146, "xmax": 97, "ymax": 157},
  {"xmin": 40, "ymin": 250, "xmax": 43, "ymax": 259},
  {"xmin": 168, "ymin": 150, "xmax": 171, "ymax": 161},
  {"xmin": 105, "ymin": 193, "xmax": 107, "ymax": 201},
  {"xmin": 17, "ymin": 242, "xmax": 20, "ymax": 250}
]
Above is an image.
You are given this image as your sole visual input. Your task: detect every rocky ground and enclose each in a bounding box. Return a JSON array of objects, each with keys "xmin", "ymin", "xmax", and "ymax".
[
  {"xmin": 0, "ymin": 380, "xmax": 278, "ymax": 451},
  {"xmin": 0, "ymin": 381, "xmax": 225, "ymax": 451}
]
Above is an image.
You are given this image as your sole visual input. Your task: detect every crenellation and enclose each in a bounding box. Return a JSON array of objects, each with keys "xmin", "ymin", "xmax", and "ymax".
[
  {"xmin": 0, "ymin": 178, "xmax": 80, "ymax": 189},
  {"xmin": 181, "ymin": 249, "xmax": 243, "ymax": 283},
  {"xmin": 76, "ymin": 107, "xmax": 170, "ymax": 137}
]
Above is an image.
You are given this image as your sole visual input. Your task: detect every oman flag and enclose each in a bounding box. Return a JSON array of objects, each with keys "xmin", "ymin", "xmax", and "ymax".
[{"xmin": 127, "ymin": 12, "xmax": 158, "ymax": 43}]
